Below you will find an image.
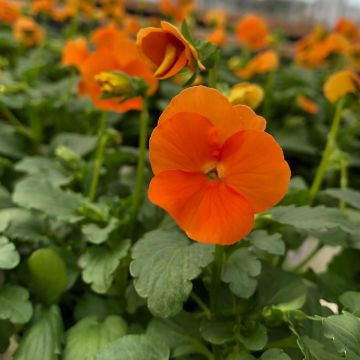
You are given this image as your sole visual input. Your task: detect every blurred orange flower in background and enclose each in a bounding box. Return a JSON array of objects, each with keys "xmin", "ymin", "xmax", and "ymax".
[
  {"xmin": 235, "ymin": 14, "xmax": 270, "ymax": 50},
  {"xmin": 13, "ymin": 17, "xmax": 44, "ymax": 47},
  {"xmin": 62, "ymin": 37, "xmax": 90, "ymax": 68},
  {"xmin": 324, "ymin": 70, "xmax": 360, "ymax": 103},
  {"xmin": 0, "ymin": 0, "xmax": 22, "ymax": 25},
  {"xmin": 137, "ymin": 21, "xmax": 202, "ymax": 79},
  {"xmin": 30, "ymin": 0, "xmax": 53, "ymax": 15},
  {"xmin": 160, "ymin": 0, "xmax": 196, "ymax": 22},
  {"xmin": 77, "ymin": 39, "xmax": 157, "ymax": 112},
  {"xmin": 204, "ymin": 8, "xmax": 228, "ymax": 28},
  {"xmin": 207, "ymin": 26, "xmax": 227, "ymax": 47},
  {"xmin": 235, "ymin": 50, "xmax": 279, "ymax": 79},
  {"xmin": 91, "ymin": 23, "xmax": 128, "ymax": 50},
  {"xmin": 297, "ymin": 95, "xmax": 318, "ymax": 114},
  {"xmin": 334, "ymin": 18, "xmax": 360, "ymax": 42},
  {"xmin": 148, "ymin": 86, "xmax": 290, "ymax": 245}
]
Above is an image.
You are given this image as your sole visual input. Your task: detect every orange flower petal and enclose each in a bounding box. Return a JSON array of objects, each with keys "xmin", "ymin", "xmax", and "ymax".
[
  {"xmin": 148, "ymin": 170, "xmax": 254, "ymax": 245},
  {"xmin": 159, "ymin": 86, "xmax": 254, "ymax": 144},
  {"xmin": 233, "ymin": 105, "xmax": 266, "ymax": 130},
  {"xmin": 220, "ymin": 130, "xmax": 291, "ymax": 213},
  {"xmin": 149, "ymin": 112, "xmax": 220, "ymax": 175}
]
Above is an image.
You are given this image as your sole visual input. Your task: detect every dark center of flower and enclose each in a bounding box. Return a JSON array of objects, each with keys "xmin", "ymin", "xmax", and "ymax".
[{"xmin": 207, "ymin": 168, "xmax": 219, "ymax": 181}]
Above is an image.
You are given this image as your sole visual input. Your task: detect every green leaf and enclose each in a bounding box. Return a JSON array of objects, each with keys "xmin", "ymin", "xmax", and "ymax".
[
  {"xmin": 95, "ymin": 334, "xmax": 170, "ymax": 360},
  {"xmin": 339, "ymin": 291, "xmax": 360, "ymax": 316},
  {"xmin": 180, "ymin": 20, "xmax": 195, "ymax": 46},
  {"xmin": 260, "ymin": 349, "xmax": 291, "ymax": 360},
  {"xmin": 0, "ymin": 236, "xmax": 20, "ymax": 269},
  {"xmin": 15, "ymin": 157, "xmax": 69, "ymax": 187},
  {"xmin": 0, "ymin": 123, "xmax": 25, "ymax": 159},
  {"xmin": 247, "ymin": 230, "xmax": 285, "ymax": 255},
  {"xmin": 13, "ymin": 177, "xmax": 83, "ymax": 222},
  {"xmin": 322, "ymin": 312, "xmax": 360, "ymax": 359},
  {"xmin": 0, "ymin": 285, "xmax": 33, "ymax": 324},
  {"xmin": 258, "ymin": 264, "xmax": 307, "ymax": 311},
  {"xmin": 130, "ymin": 230, "xmax": 214, "ymax": 318},
  {"xmin": 221, "ymin": 248, "xmax": 261, "ymax": 298},
  {"xmin": 14, "ymin": 305, "xmax": 64, "ymax": 360},
  {"xmin": 64, "ymin": 315, "xmax": 127, "ymax": 360},
  {"xmin": 82, "ymin": 218, "xmax": 119, "ymax": 245},
  {"xmin": 298, "ymin": 336, "xmax": 343, "ymax": 360},
  {"xmin": 200, "ymin": 318, "xmax": 234, "ymax": 345},
  {"xmin": 269, "ymin": 206, "xmax": 350, "ymax": 232},
  {"xmin": 79, "ymin": 240, "xmax": 130, "ymax": 294},
  {"xmin": 0, "ymin": 208, "xmax": 48, "ymax": 244},
  {"xmin": 324, "ymin": 188, "xmax": 360, "ymax": 210},
  {"xmin": 50, "ymin": 133, "xmax": 97, "ymax": 157},
  {"xmin": 147, "ymin": 312, "xmax": 201, "ymax": 358},
  {"xmin": 237, "ymin": 323, "xmax": 267, "ymax": 351},
  {"xmin": 28, "ymin": 248, "xmax": 68, "ymax": 305}
]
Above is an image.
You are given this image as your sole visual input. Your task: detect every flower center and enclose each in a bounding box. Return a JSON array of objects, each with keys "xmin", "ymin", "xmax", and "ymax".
[{"xmin": 207, "ymin": 167, "xmax": 219, "ymax": 181}]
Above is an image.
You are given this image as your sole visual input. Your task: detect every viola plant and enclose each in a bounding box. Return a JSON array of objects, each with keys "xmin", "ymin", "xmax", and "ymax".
[{"xmin": 0, "ymin": 1, "xmax": 360, "ymax": 360}]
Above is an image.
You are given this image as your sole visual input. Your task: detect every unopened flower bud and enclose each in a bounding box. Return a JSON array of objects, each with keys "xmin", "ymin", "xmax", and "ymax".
[{"xmin": 228, "ymin": 82, "xmax": 264, "ymax": 109}]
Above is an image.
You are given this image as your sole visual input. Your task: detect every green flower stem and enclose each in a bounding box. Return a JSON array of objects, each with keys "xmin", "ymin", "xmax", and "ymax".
[
  {"xmin": 263, "ymin": 71, "xmax": 274, "ymax": 121},
  {"xmin": 129, "ymin": 94, "xmax": 149, "ymax": 230},
  {"xmin": 190, "ymin": 292, "xmax": 211, "ymax": 319},
  {"xmin": 308, "ymin": 97, "xmax": 345, "ymax": 206},
  {"xmin": 210, "ymin": 244, "xmax": 224, "ymax": 316},
  {"xmin": 339, "ymin": 157, "xmax": 348, "ymax": 210},
  {"xmin": 293, "ymin": 242, "xmax": 322, "ymax": 273},
  {"xmin": 209, "ymin": 67, "xmax": 218, "ymax": 88},
  {"xmin": 88, "ymin": 111, "xmax": 108, "ymax": 202}
]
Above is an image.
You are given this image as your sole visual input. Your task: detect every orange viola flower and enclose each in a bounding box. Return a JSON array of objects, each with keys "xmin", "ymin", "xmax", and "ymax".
[
  {"xmin": 13, "ymin": 17, "xmax": 44, "ymax": 47},
  {"xmin": 0, "ymin": 0, "xmax": 21, "ymax": 25},
  {"xmin": 62, "ymin": 37, "xmax": 90, "ymax": 68},
  {"xmin": 323, "ymin": 70, "xmax": 360, "ymax": 103},
  {"xmin": 235, "ymin": 50, "xmax": 279, "ymax": 79},
  {"xmin": 208, "ymin": 27, "xmax": 227, "ymax": 47},
  {"xmin": 137, "ymin": 21, "xmax": 203, "ymax": 79},
  {"xmin": 91, "ymin": 23, "xmax": 127, "ymax": 51},
  {"xmin": 297, "ymin": 95, "xmax": 318, "ymax": 114},
  {"xmin": 51, "ymin": 5, "xmax": 76, "ymax": 22},
  {"xmin": 235, "ymin": 14, "xmax": 270, "ymax": 50},
  {"xmin": 78, "ymin": 39, "xmax": 157, "ymax": 112},
  {"xmin": 228, "ymin": 82, "xmax": 264, "ymax": 109},
  {"xmin": 148, "ymin": 86, "xmax": 290, "ymax": 245}
]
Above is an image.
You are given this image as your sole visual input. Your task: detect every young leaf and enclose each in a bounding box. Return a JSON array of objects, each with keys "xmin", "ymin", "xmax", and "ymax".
[
  {"xmin": 0, "ymin": 236, "xmax": 20, "ymax": 269},
  {"xmin": 64, "ymin": 315, "xmax": 127, "ymax": 360},
  {"xmin": 82, "ymin": 218, "xmax": 119, "ymax": 245},
  {"xmin": 247, "ymin": 230, "xmax": 285, "ymax": 255},
  {"xmin": 0, "ymin": 285, "xmax": 33, "ymax": 324},
  {"xmin": 13, "ymin": 305, "xmax": 64, "ymax": 360},
  {"xmin": 15, "ymin": 157, "xmax": 70, "ymax": 187},
  {"xmin": 130, "ymin": 230, "xmax": 214, "ymax": 318},
  {"xmin": 28, "ymin": 248, "xmax": 68, "ymax": 305},
  {"xmin": 200, "ymin": 318, "xmax": 234, "ymax": 345},
  {"xmin": 13, "ymin": 177, "xmax": 84, "ymax": 223},
  {"xmin": 260, "ymin": 349, "xmax": 291, "ymax": 360},
  {"xmin": 95, "ymin": 334, "xmax": 170, "ymax": 360},
  {"xmin": 221, "ymin": 248, "xmax": 261, "ymax": 298},
  {"xmin": 237, "ymin": 323, "xmax": 267, "ymax": 351},
  {"xmin": 79, "ymin": 240, "xmax": 130, "ymax": 294},
  {"xmin": 339, "ymin": 291, "xmax": 360, "ymax": 316}
]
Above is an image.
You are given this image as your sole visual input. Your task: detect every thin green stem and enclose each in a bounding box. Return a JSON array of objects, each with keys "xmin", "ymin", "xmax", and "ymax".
[
  {"xmin": 210, "ymin": 245, "xmax": 224, "ymax": 316},
  {"xmin": 209, "ymin": 67, "xmax": 218, "ymax": 88},
  {"xmin": 308, "ymin": 97, "xmax": 345, "ymax": 205},
  {"xmin": 190, "ymin": 292, "xmax": 211, "ymax": 319},
  {"xmin": 88, "ymin": 112, "xmax": 108, "ymax": 202},
  {"xmin": 129, "ymin": 95, "xmax": 149, "ymax": 230},
  {"xmin": 0, "ymin": 106, "xmax": 35, "ymax": 140},
  {"xmin": 339, "ymin": 158, "xmax": 348, "ymax": 210},
  {"xmin": 263, "ymin": 71, "xmax": 274, "ymax": 121}
]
